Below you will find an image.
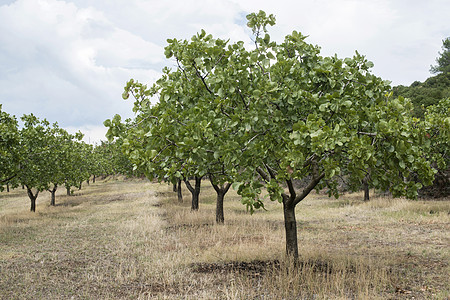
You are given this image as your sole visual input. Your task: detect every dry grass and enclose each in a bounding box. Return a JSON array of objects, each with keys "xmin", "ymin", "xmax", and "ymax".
[{"xmin": 0, "ymin": 179, "xmax": 449, "ymax": 299}]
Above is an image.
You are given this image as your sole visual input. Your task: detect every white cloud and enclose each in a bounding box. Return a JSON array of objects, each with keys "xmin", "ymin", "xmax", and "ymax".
[
  {"xmin": 65, "ymin": 124, "xmax": 108, "ymax": 145},
  {"xmin": 0, "ymin": 0, "xmax": 163, "ymax": 128}
]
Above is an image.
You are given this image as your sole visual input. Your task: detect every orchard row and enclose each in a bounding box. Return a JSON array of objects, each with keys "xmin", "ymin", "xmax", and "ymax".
[{"xmin": 0, "ymin": 107, "xmax": 134, "ymax": 211}]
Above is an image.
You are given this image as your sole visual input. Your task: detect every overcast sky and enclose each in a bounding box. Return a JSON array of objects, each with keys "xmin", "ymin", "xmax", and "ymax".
[{"xmin": 0, "ymin": 0, "xmax": 449, "ymax": 143}]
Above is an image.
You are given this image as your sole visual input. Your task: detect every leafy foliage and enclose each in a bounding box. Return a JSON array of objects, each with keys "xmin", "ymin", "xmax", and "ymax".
[
  {"xmin": 419, "ymin": 98, "xmax": 450, "ymax": 197},
  {"xmin": 0, "ymin": 105, "xmax": 20, "ymax": 188}
]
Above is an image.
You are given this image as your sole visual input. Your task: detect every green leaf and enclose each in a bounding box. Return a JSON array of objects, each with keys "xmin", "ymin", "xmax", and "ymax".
[
  {"xmin": 253, "ymin": 90, "xmax": 262, "ymax": 98},
  {"xmin": 343, "ymin": 100, "xmax": 352, "ymax": 107},
  {"xmin": 164, "ymin": 49, "xmax": 173, "ymax": 58},
  {"xmin": 319, "ymin": 103, "xmax": 328, "ymax": 112},
  {"xmin": 218, "ymin": 88, "xmax": 224, "ymax": 98}
]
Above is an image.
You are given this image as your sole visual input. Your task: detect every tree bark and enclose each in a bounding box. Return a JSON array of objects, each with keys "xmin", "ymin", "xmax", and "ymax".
[
  {"xmin": 26, "ymin": 187, "xmax": 39, "ymax": 212},
  {"xmin": 177, "ymin": 178, "xmax": 183, "ymax": 203},
  {"xmin": 93, "ymin": 175, "xmax": 96, "ymax": 183},
  {"xmin": 210, "ymin": 179, "xmax": 231, "ymax": 225},
  {"xmin": 49, "ymin": 184, "xmax": 57, "ymax": 206},
  {"xmin": 184, "ymin": 176, "xmax": 202, "ymax": 211},
  {"xmin": 363, "ymin": 182, "xmax": 370, "ymax": 201},
  {"xmin": 6, "ymin": 183, "xmax": 9, "ymax": 192},
  {"xmin": 66, "ymin": 186, "xmax": 71, "ymax": 196},
  {"xmin": 362, "ymin": 173, "xmax": 370, "ymax": 201},
  {"xmin": 283, "ymin": 197, "xmax": 299, "ymax": 260}
]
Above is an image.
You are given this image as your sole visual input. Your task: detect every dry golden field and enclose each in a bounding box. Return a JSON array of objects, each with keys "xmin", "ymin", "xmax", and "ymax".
[{"xmin": 0, "ymin": 178, "xmax": 449, "ymax": 299}]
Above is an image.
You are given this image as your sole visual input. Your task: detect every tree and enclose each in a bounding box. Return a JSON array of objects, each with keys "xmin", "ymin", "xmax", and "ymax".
[
  {"xmin": 0, "ymin": 105, "xmax": 20, "ymax": 188},
  {"xmin": 430, "ymin": 37, "xmax": 450, "ymax": 74},
  {"xmin": 106, "ymin": 87, "xmax": 208, "ymax": 211},
  {"xmin": 110, "ymin": 10, "xmax": 436, "ymax": 260},
  {"xmin": 114, "ymin": 31, "xmax": 243, "ymax": 222},
  {"xmin": 17, "ymin": 114, "xmax": 55, "ymax": 212},
  {"xmin": 46, "ymin": 127, "xmax": 84, "ymax": 205},
  {"xmin": 419, "ymin": 98, "xmax": 450, "ymax": 197},
  {"xmin": 63, "ymin": 140, "xmax": 92, "ymax": 195}
]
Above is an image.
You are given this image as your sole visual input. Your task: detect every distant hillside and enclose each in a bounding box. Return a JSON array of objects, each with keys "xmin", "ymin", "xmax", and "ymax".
[{"xmin": 393, "ymin": 72, "xmax": 450, "ymax": 117}]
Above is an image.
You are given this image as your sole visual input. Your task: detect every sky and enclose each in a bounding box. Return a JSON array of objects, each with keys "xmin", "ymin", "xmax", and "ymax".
[{"xmin": 0, "ymin": 0, "xmax": 449, "ymax": 144}]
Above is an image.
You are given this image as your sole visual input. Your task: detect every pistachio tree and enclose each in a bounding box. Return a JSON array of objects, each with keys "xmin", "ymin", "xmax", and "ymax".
[
  {"xmin": 16, "ymin": 114, "xmax": 56, "ymax": 211},
  {"xmin": 106, "ymin": 76, "xmax": 207, "ymax": 211},
  {"xmin": 0, "ymin": 105, "xmax": 20, "ymax": 188},
  {"xmin": 109, "ymin": 10, "xmax": 436, "ymax": 259},
  {"xmin": 110, "ymin": 31, "xmax": 240, "ymax": 221},
  {"xmin": 420, "ymin": 98, "xmax": 450, "ymax": 196},
  {"xmin": 63, "ymin": 140, "xmax": 93, "ymax": 195},
  {"xmin": 232, "ymin": 12, "xmax": 434, "ymax": 258},
  {"xmin": 46, "ymin": 126, "xmax": 83, "ymax": 205}
]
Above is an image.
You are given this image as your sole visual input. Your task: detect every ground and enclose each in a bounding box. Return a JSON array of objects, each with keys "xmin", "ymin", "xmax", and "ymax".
[{"xmin": 0, "ymin": 178, "xmax": 448, "ymax": 299}]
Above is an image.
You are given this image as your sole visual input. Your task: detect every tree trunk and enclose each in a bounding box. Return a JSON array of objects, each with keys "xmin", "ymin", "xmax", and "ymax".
[
  {"xmin": 173, "ymin": 182, "xmax": 177, "ymax": 192},
  {"xmin": 363, "ymin": 182, "xmax": 370, "ymax": 201},
  {"xmin": 283, "ymin": 199, "xmax": 299, "ymax": 260},
  {"xmin": 66, "ymin": 186, "xmax": 71, "ymax": 196},
  {"xmin": 78, "ymin": 181, "xmax": 82, "ymax": 190},
  {"xmin": 362, "ymin": 173, "xmax": 370, "ymax": 201},
  {"xmin": 49, "ymin": 184, "xmax": 58, "ymax": 206},
  {"xmin": 6, "ymin": 183, "xmax": 9, "ymax": 192},
  {"xmin": 93, "ymin": 175, "xmax": 96, "ymax": 183},
  {"xmin": 184, "ymin": 176, "xmax": 202, "ymax": 211},
  {"xmin": 177, "ymin": 178, "xmax": 183, "ymax": 203},
  {"xmin": 26, "ymin": 187, "xmax": 39, "ymax": 212},
  {"xmin": 210, "ymin": 179, "xmax": 232, "ymax": 225},
  {"xmin": 216, "ymin": 191, "xmax": 225, "ymax": 224}
]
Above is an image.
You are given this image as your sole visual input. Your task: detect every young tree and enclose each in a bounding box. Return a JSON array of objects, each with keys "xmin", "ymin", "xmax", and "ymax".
[
  {"xmin": 17, "ymin": 114, "xmax": 55, "ymax": 212},
  {"xmin": 63, "ymin": 140, "xmax": 92, "ymax": 195},
  {"xmin": 419, "ymin": 98, "xmax": 450, "ymax": 197},
  {"xmin": 46, "ymin": 127, "xmax": 83, "ymax": 205},
  {"xmin": 231, "ymin": 12, "xmax": 434, "ymax": 258},
  {"xmin": 0, "ymin": 105, "xmax": 20, "ymax": 188}
]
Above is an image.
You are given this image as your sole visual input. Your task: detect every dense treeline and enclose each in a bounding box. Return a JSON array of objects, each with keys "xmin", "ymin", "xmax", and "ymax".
[
  {"xmin": 393, "ymin": 72, "xmax": 449, "ymax": 117},
  {"xmin": 0, "ymin": 106, "xmax": 135, "ymax": 211},
  {"xmin": 393, "ymin": 37, "xmax": 449, "ymax": 117},
  {"xmin": 105, "ymin": 11, "xmax": 449, "ymax": 260}
]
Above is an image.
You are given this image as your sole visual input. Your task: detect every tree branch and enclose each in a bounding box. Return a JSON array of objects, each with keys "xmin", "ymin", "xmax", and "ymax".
[
  {"xmin": 357, "ymin": 131, "xmax": 377, "ymax": 137},
  {"xmin": 293, "ymin": 173, "xmax": 325, "ymax": 206},
  {"xmin": 192, "ymin": 62, "xmax": 214, "ymax": 95},
  {"xmin": 256, "ymin": 167, "xmax": 270, "ymax": 183}
]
